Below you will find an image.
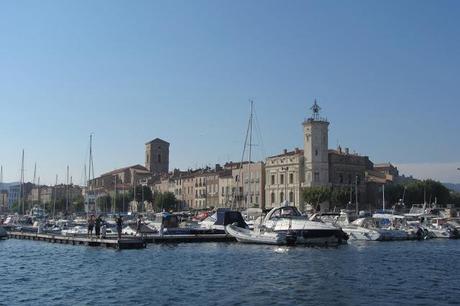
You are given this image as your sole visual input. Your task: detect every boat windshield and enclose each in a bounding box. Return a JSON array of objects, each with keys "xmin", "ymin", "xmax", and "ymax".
[{"xmin": 270, "ymin": 206, "xmax": 301, "ymax": 219}]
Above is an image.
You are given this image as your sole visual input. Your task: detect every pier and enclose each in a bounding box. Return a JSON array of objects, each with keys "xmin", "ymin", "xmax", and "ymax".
[{"xmin": 7, "ymin": 232, "xmax": 147, "ymax": 249}]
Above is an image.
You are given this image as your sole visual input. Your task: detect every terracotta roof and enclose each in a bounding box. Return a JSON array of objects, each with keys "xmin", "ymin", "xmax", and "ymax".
[{"xmin": 101, "ymin": 164, "xmax": 149, "ymax": 176}]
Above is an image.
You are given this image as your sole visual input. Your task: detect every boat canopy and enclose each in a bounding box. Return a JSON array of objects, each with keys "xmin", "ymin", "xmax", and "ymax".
[{"xmin": 214, "ymin": 209, "xmax": 247, "ymax": 228}]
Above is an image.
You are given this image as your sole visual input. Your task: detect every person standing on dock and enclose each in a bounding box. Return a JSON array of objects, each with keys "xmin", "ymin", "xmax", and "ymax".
[
  {"xmin": 95, "ymin": 215, "xmax": 102, "ymax": 238},
  {"xmin": 136, "ymin": 215, "xmax": 143, "ymax": 237},
  {"xmin": 116, "ymin": 215, "xmax": 123, "ymax": 240},
  {"xmin": 88, "ymin": 215, "xmax": 95, "ymax": 238}
]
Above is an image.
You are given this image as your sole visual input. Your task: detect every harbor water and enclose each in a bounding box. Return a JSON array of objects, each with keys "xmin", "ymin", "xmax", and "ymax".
[{"xmin": 1, "ymin": 239, "xmax": 459, "ymax": 306}]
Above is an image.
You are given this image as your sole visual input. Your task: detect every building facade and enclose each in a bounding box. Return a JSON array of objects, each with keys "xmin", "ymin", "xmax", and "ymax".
[{"xmin": 265, "ymin": 148, "xmax": 305, "ymax": 209}]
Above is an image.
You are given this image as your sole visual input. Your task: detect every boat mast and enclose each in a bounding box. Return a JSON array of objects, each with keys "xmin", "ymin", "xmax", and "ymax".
[
  {"xmin": 66, "ymin": 165, "xmax": 69, "ymax": 214},
  {"xmin": 19, "ymin": 149, "xmax": 25, "ymax": 215},
  {"xmin": 53, "ymin": 174, "xmax": 58, "ymax": 219},
  {"xmin": 355, "ymin": 175, "xmax": 358, "ymax": 215},
  {"xmin": 37, "ymin": 176, "xmax": 41, "ymax": 210},
  {"xmin": 247, "ymin": 100, "xmax": 254, "ymax": 211},
  {"xmin": 33, "ymin": 162, "xmax": 36, "ymax": 209}
]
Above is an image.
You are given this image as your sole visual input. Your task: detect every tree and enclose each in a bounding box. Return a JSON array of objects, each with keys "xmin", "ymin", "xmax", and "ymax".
[
  {"xmin": 302, "ymin": 187, "xmax": 331, "ymax": 207},
  {"xmin": 128, "ymin": 186, "xmax": 153, "ymax": 203},
  {"xmin": 330, "ymin": 187, "xmax": 350, "ymax": 207},
  {"xmin": 154, "ymin": 192, "xmax": 177, "ymax": 212}
]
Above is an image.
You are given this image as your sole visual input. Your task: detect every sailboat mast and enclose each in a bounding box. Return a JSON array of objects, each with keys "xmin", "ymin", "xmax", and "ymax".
[
  {"xmin": 247, "ymin": 100, "xmax": 254, "ymax": 210},
  {"xmin": 66, "ymin": 165, "xmax": 69, "ymax": 213},
  {"xmin": 37, "ymin": 176, "xmax": 41, "ymax": 210},
  {"xmin": 20, "ymin": 149, "xmax": 25, "ymax": 215},
  {"xmin": 53, "ymin": 174, "xmax": 58, "ymax": 219}
]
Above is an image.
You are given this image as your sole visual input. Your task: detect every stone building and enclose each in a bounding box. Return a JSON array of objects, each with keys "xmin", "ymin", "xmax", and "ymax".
[
  {"xmin": 223, "ymin": 161, "xmax": 265, "ymax": 209},
  {"xmin": 89, "ymin": 164, "xmax": 151, "ymax": 195},
  {"xmin": 218, "ymin": 170, "xmax": 235, "ymax": 208},
  {"xmin": 145, "ymin": 138, "xmax": 170, "ymax": 175},
  {"xmin": 265, "ymin": 148, "xmax": 304, "ymax": 209}
]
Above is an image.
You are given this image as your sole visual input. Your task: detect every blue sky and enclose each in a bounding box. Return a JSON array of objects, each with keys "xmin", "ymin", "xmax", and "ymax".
[{"xmin": 1, "ymin": 0, "xmax": 459, "ymax": 184}]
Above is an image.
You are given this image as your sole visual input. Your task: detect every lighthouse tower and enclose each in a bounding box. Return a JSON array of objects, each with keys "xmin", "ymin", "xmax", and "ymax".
[{"xmin": 303, "ymin": 100, "xmax": 329, "ymax": 187}]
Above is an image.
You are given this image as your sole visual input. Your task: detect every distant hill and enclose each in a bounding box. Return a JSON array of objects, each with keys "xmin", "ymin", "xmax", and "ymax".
[{"xmin": 443, "ymin": 183, "xmax": 460, "ymax": 193}]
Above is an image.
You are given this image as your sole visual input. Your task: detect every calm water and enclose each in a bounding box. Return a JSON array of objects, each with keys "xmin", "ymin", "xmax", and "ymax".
[{"xmin": 0, "ymin": 239, "xmax": 459, "ymax": 306}]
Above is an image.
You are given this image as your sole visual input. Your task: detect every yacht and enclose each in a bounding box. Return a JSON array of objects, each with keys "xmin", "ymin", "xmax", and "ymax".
[{"xmin": 226, "ymin": 204, "xmax": 347, "ymax": 246}]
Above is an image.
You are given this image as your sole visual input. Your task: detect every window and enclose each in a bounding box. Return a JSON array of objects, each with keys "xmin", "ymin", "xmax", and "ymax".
[
  {"xmin": 289, "ymin": 173, "xmax": 294, "ymax": 184},
  {"xmin": 315, "ymin": 149, "xmax": 318, "ymax": 156},
  {"xmin": 271, "ymin": 175, "xmax": 275, "ymax": 185},
  {"xmin": 314, "ymin": 172, "xmax": 320, "ymax": 182},
  {"xmin": 280, "ymin": 174, "xmax": 284, "ymax": 185},
  {"xmin": 348, "ymin": 174, "xmax": 352, "ymax": 184},
  {"xmin": 289, "ymin": 192, "xmax": 294, "ymax": 203},
  {"xmin": 158, "ymin": 154, "xmax": 161, "ymax": 163},
  {"xmin": 339, "ymin": 174, "xmax": 343, "ymax": 184},
  {"xmin": 280, "ymin": 192, "xmax": 284, "ymax": 202},
  {"xmin": 271, "ymin": 192, "xmax": 275, "ymax": 204}
]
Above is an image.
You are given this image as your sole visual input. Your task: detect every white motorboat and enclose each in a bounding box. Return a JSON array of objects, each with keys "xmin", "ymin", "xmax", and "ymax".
[
  {"xmin": 423, "ymin": 218, "xmax": 459, "ymax": 239},
  {"xmin": 309, "ymin": 211, "xmax": 382, "ymax": 241},
  {"xmin": 61, "ymin": 226, "xmax": 88, "ymax": 236},
  {"xmin": 372, "ymin": 213, "xmax": 422, "ymax": 240},
  {"xmin": 226, "ymin": 205, "xmax": 347, "ymax": 246},
  {"xmin": 341, "ymin": 218, "xmax": 383, "ymax": 241},
  {"xmin": 225, "ymin": 225, "xmax": 285, "ymax": 245}
]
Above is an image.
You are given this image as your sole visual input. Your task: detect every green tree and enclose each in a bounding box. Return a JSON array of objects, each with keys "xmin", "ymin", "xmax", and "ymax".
[
  {"xmin": 154, "ymin": 191, "xmax": 177, "ymax": 212},
  {"xmin": 302, "ymin": 187, "xmax": 331, "ymax": 207},
  {"xmin": 330, "ymin": 187, "xmax": 351, "ymax": 207},
  {"xmin": 128, "ymin": 186, "xmax": 153, "ymax": 203}
]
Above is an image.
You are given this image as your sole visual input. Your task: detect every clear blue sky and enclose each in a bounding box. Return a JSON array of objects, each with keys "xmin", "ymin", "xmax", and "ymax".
[{"xmin": 1, "ymin": 0, "xmax": 459, "ymax": 185}]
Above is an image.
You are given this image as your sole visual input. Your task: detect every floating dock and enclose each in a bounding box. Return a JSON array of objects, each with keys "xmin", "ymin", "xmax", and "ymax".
[
  {"xmin": 146, "ymin": 233, "xmax": 236, "ymax": 243},
  {"xmin": 7, "ymin": 232, "xmax": 146, "ymax": 249}
]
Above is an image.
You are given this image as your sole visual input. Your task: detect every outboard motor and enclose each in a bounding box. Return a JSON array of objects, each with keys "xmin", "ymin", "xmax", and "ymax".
[{"xmin": 286, "ymin": 231, "xmax": 297, "ymax": 246}]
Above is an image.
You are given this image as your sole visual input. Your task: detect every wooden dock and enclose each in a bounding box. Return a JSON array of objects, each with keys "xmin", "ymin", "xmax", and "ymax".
[
  {"xmin": 8, "ymin": 232, "xmax": 146, "ymax": 249},
  {"xmin": 147, "ymin": 233, "xmax": 236, "ymax": 243}
]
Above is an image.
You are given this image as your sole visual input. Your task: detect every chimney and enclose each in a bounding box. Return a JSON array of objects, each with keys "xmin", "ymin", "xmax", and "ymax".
[
  {"xmin": 338, "ymin": 146, "xmax": 342, "ymax": 154},
  {"xmin": 295, "ymin": 147, "xmax": 300, "ymax": 154},
  {"xmin": 345, "ymin": 148, "xmax": 349, "ymax": 155},
  {"xmin": 283, "ymin": 149, "xmax": 288, "ymax": 154}
]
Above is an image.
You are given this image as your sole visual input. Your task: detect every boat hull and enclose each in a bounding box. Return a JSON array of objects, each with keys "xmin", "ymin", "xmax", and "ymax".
[{"xmin": 225, "ymin": 225, "xmax": 344, "ymax": 246}]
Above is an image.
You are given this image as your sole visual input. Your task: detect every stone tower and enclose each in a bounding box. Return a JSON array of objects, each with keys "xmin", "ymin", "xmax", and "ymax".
[
  {"xmin": 145, "ymin": 138, "xmax": 170, "ymax": 175},
  {"xmin": 303, "ymin": 100, "xmax": 329, "ymax": 187}
]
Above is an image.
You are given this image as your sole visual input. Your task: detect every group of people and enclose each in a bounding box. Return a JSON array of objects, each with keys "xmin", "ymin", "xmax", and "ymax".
[
  {"xmin": 87, "ymin": 214, "xmax": 143, "ymax": 240},
  {"xmin": 87, "ymin": 215, "xmax": 106, "ymax": 238}
]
